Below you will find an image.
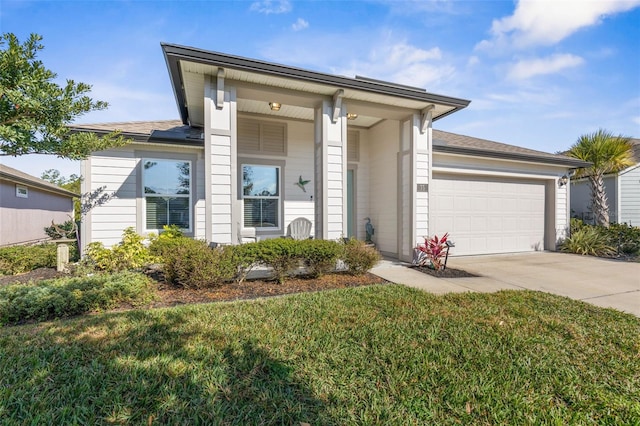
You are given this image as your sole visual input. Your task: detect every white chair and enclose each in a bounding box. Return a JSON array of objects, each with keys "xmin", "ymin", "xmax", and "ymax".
[
  {"xmin": 238, "ymin": 222, "xmax": 257, "ymax": 244},
  {"xmin": 287, "ymin": 217, "xmax": 312, "ymax": 240}
]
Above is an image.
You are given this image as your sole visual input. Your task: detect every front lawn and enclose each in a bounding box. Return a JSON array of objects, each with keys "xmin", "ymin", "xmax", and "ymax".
[{"xmin": 1, "ymin": 286, "xmax": 638, "ymax": 424}]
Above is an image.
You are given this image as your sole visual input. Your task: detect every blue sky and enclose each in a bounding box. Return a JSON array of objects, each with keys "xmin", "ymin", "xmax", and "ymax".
[{"xmin": 2, "ymin": 0, "xmax": 639, "ymax": 179}]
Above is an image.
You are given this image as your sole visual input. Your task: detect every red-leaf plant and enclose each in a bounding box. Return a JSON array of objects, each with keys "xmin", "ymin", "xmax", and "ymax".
[{"xmin": 415, "ymin": 233, "xmax": 450, "ymax": 271}]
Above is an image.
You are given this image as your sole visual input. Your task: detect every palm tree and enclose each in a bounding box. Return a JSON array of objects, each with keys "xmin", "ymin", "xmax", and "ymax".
[{"xmin": 567, "ymin": 129, "xmax": 635, "ymax": 227}]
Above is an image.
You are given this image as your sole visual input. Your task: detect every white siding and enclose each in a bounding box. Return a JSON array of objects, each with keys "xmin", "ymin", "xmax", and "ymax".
[
  {"xmin": 570, "ymin": 175, "xmax": 618, "ymax": 224},
  {"xmin": 367, "ymin": 120, "xmax": 399, "ymax": 255},
  {"xmin": 352, "ymin": 129, "xmax": 370, "ymax": 241},
  {"xmin": 556, "ymin": 184, "xmax": 568, "ymax": 241},
  {"xmin": 620, "ymin": 165, "xmax": 640, "ymax": 226}
]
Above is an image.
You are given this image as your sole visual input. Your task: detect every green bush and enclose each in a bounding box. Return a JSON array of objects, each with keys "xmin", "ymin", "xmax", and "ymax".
[
  {"xmin": 560, "ymin": 227, "xmax": 615, "ymax": 257},
  {"xmin": 298, "ymin": 239, "xmax": 342, "ymax": 278},
  {"xmin": 0, "ymin": 243, "xmax": 79, "ymax": 275},
  {"xmin": 84, "ymin": 228, "xmax": 155, "ymax": 272},
  {"xmin": 148, "ymin": 225, "xmax": 186, "ymax": 260},
  {"xmin": 163, "ymin": 239, "xmax": 236, "ymax": 289},
  {"xmin": 609, "ymin": 223, "xmax": 640, "ymax": 255},
  {"xmin": 0, "ymin": 272, "xmax": 155, "ymax": 325},
  {"xmin": 341, "ymin": 238, "xmax": 382, "ymax": 275},
  {"xmin": 253, "ymin": 238, "xmax": 301, "ymax": 284}
]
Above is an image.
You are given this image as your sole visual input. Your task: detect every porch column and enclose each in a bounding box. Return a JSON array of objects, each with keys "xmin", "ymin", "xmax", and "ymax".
[
  {"xmin": 204, "ymin": 72, "xmax": 238, "ymax": 244},
  {"xmin": 314, "ymin": 99, "xmax": 348, "ymax": 240},
  {"xmin": 398, "ymin": 111, "xmax": 430, "ymax": 262}
]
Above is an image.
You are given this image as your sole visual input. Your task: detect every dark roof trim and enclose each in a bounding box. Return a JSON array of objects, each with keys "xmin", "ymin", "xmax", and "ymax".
[
  {"xmin": 68, "ymin": 127, "xmax": 149, "ymax": 143},
  {"xmin": 0, "ymin": 166, "xmax": 78, "ymax": 198},
  {"xmin": 161, "ymin": 43, "xmax": 471, "ymax": 125},
  {"xmin": 434, "ymin": 144, "xmax": 591, "ymax": 168}
]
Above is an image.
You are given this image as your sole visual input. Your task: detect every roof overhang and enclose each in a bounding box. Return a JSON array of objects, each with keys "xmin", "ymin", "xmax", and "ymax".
[
  {"xmin": 162, "ymin": 43, "xmax": 471, "ymax": 128},
  {"xmin": 433, "ymin": 143, "xmax": 591, "ymax": 168}
]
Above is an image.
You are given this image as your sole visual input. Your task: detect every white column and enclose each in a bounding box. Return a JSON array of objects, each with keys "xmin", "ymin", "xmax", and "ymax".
[
  {"xmin": 204, "ymin": 74, "xmax": 237, "ymax": 244},
  {"xmin": 314, "ymin": 99, "xmax": 347, "ymax": 240}
]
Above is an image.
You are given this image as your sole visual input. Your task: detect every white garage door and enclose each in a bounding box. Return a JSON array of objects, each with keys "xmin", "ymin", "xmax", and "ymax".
[{"xmin": 431, "ymin": 174, "xmax": 546, "ymax": 256}]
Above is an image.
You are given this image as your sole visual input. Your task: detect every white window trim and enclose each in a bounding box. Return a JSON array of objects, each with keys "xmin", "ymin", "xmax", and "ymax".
[
  {"xmin": 16, "ymin": 185, "xmax": 28, "ymax": 198},
  {"xmin": 241, "ymin": 163, "xmax": 282, "ymax": 232},
  {"xmin": 142, "ymin": 158, "xmax": 193, "ymax": 233}
]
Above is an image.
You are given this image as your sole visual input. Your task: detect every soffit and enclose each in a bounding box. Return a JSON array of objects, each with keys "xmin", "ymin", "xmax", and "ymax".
[{"xmin": 179, "ymin": 60, "xmax": 455, "ymax": 128}]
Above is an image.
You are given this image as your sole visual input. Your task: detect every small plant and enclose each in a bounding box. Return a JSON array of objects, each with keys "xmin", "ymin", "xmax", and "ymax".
[
  {"xmin": 341, "ymin": 238, "xmax": 382, "ymax": 275},
  {"xmin": 0, "ymin": 272, "xmax": 155, "ymax": 325},
  {"xmin": 560, "ymin": 227, "xmax": 615, "ymax": 257},
  {"xmin": 84, "ymin": 228, "xmax": 155, "ymax": 272},
  {"xmin": 256, "ymin": 238, "xmax": 301, "ymax": 283},
  {"xmin": 609, "ymin": 223, "xmax": 640, "ymax": 255},
  {"xmin": 415, "ymin": 233, "xmax": 450, "ymax": 271},
  {"xmin": 148, "ymin": 225, "xmax": 186, "ymax": 259}
]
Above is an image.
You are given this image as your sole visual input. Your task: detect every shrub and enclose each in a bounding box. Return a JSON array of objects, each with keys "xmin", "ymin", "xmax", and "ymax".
[
  {"xmin": 298, "ymin": 239, "xmax": 342, "ymax": 278},
  {"xmin": 254, "ymin": 238, "xmax": 301, "ymax": 284},
  {"xmin": 163, "ymin": 239, "xmax": 236, "ymax": 289},
  {"xmin": 0, "ymin": 272, "xmax": 155, "ymax": 325},
  {"xmin": 608, "ymin": 223, "xmax": 640, "ymax": 255},
  {"xmin": 84, "ymin": 228, "xmax": 155, "ymax": 272},
  {"xmin": 228, "ymin": 242, "xmax": 264, "ymax": 284},
  {"xmin": 560, "ymin": 227, "xmax": 615, "ymax": 257},
  {"xmin": 0, "ymin": 243, "xmax": 79, "ymax": 275},
  {"xmin": 148, "ymin": 225, "xmax": 187, "ymax": 260},
  {"xmin": 341, "ymin": 238, "xmax": 382, "ymax": 275}
]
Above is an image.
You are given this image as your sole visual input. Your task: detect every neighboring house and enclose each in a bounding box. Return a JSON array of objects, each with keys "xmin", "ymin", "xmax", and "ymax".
[
  {"xmin": 74, "ymin": 43, "xmax": 587, "ymax": 259},
  {"xmin": 0, "ymin": 164, "xmax": 77, "ymax": 246},
  {"xmin": 570, "ymin": 139, "xmax": 640, "ymax": 226}
]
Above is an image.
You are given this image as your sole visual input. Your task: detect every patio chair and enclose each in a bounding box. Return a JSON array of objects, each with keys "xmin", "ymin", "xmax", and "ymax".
[{"xmin": 287, "ymin": 217, "xmax": 312, "ymax": 240}]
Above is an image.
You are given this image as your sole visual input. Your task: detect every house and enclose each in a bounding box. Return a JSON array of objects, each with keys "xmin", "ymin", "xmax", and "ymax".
[
  {"xmin": 0, "ymin": 164, "xmax": 77, "ymax": 246},
  {"xmin": 74, "ymin": 43, "xmax": 588, "ymax": 259},
  {"xmin": 570, "ymin": 139, "xmax": 640, "ymax": 226}
]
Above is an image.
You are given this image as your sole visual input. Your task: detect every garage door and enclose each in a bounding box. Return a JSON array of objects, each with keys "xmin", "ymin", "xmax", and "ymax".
[{"xmin": 431, "ymin": 174, "xmax": 546, "ymax": 256}]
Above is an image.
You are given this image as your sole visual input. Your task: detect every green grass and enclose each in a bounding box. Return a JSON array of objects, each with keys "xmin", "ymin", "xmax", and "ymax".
[{"xmin": 1, "ymin": 285, "xmax": 638, "ymax": 425}]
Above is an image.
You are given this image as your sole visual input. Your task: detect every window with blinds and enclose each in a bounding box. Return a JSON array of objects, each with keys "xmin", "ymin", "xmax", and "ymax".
[
  {"xmin": 242, "ymin": 164, "xmax": 280, "ymax": 229},
  {"xmin": 143, "ymin": 159, "xmax": 191, "ymax": 231},
  {"xmin": 238, "ymin": 119, "xmax": 286, "ymax": 155}
]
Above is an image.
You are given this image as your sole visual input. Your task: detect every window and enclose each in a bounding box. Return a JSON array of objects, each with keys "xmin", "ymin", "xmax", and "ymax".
[
  {"xmin": 16, "ymin": 185, "xmax": 28, "ymax": 198},
  {"xmin": 242, "ymin": 164, "xmax": 280, "ymax": 229},
  {"xmin": 142, "ymin": 159, "xmax": 191, "ymax": 231}
]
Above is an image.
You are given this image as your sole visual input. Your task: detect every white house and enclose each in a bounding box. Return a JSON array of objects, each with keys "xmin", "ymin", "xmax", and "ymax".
[
  {"xmin": 75, "ymin": 43, "xmax": 588, "ymax": 260},
  {"xmin": 570, "ymin": 139, "xmax": 640, "ymax": 226}
]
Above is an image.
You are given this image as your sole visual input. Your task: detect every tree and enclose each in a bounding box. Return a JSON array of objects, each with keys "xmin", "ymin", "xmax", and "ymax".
[
  {"xmin": 0, "ymin": 33, "xmax": 127, "ymax": 159},
  {"xmin": 567, "ymin": 129, "xmax": 635, "ymax": 227}
]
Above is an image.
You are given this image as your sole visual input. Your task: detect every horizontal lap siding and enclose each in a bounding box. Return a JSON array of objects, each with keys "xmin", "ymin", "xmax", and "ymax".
[
  {"xmin": 620, "ymin": 166, "xmax": 640, "ymax": 225},
  {"xmin": 89, "ymin": 150, "xmax": 138, "ymax": 247},
  {"xmin": 283, "ymin": 121, "xmax": 315, "ymax": 235}
]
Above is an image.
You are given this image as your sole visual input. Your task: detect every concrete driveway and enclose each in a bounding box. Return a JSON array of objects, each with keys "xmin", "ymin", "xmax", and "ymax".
[{"xmin": 371, "ymin": 252, "xmax": 640, "ymax": 316}]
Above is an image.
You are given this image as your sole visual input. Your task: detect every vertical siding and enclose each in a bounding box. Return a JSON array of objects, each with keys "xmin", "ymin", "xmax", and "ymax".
[
  {"xmin": 620, "ymin": 165, "xmax": 640, "ymax": 226},
  {"xmin": 367, "ymin": 120, "xmax": 399, "ymax": 254}
]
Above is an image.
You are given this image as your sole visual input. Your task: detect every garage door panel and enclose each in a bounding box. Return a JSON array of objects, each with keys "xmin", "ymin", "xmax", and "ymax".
[{"xmin": 432, "ymin": 174, "xmax": 545, "ymax": 256}]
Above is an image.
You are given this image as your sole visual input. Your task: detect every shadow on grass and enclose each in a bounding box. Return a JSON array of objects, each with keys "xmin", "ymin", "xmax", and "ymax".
[{"xmin": 1, "ymin": 308, "xmax": 332, "ymax": 425}]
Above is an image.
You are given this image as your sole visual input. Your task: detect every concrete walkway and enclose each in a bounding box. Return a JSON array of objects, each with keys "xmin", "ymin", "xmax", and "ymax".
[{"xmin": 370, "ymin": 252, "xmax": 640, "ymax": 316}]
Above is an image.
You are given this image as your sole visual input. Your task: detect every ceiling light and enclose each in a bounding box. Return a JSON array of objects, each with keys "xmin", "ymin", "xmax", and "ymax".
[
  {"xmin": 346, "ymin": 113, "xmax": 358, "ymax": 120},
  {"xmin": 269, "ymin": 102, "xmax": 281, "ymax": 111}
]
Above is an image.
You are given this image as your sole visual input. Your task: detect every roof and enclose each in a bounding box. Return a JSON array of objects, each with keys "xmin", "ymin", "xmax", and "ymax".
[
  {"xmin": 72, "ymin": 120, "xmax": 588, "ymax": 168},
  {"xmin": 162, "ymin": 43, "xmax": 471, "ymax": 127},
  {"xmin": 433, "ymin": 130, "xmax": 591, "ymax": 168},
  {"xmin": 629, "ymin": 138, "xmax": 640, "ymax": 163},
  {"xmin": 0, "ymin": 164, "xmax": 79, "ymax": 198}
]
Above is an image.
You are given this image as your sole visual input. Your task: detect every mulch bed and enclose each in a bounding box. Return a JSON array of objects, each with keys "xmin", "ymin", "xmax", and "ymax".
[
  {"xmin": 0, "ymin": 267, "xmax": 389, "ymax": 309},
  {"xmin": 409, "ymin": 265, "xmax": 479, "ymax": 279}
]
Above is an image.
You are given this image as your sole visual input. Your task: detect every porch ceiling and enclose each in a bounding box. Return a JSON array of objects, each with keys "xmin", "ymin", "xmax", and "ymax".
[{"xmin": 166, "ymin": 45, "xmax": 470, "ymax": 128}]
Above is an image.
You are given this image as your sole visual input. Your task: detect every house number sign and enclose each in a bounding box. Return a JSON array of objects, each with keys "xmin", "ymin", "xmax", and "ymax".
[{"xmin": 417, "ymin": 184, "xmax": 428, "ymax": 192}]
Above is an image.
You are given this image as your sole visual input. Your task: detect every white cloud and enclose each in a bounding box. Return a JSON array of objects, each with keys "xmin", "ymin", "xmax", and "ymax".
[
  {"xmin": 250, "ymin": 0, "xmax": 291, "ymax": 15},
  {"xmin": 292, "ymin": 18, "xmax": 309, "ymax": 31},
  {"xmin": 507, "ymin": 53, "xmax": 584, "ymax": 80},
  {"xmin": 477, "ymin": 0, "xmax": 640, "ymax": 51},
  {"xmin": 633, "ymin": 116, "xmax": 640, "ymax": 125},
  {"xmin": 467, "ymin": 56, "xmax": 479, "ymax": 67}
]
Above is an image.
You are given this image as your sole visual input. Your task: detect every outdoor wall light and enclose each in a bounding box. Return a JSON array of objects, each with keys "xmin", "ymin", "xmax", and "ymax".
[
  {"xmin": 269, "ymin": 102, "xmax": 281, "ymax": 111},
  {"xmin": 558, "ymin": 174, "xmax": 569, "ymax": 187},
  {"xmin": 346, "ymin": 112, "xmax": 358, "ymax": 120}
]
